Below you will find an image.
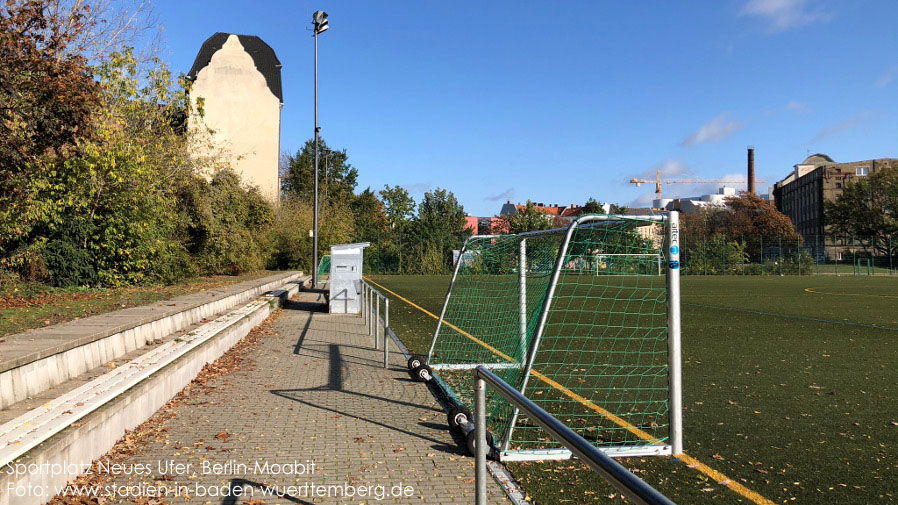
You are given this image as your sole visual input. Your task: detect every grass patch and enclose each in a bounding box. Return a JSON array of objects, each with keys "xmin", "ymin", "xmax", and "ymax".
[
  {"xmin": 0, "ymin": 271, "xmax": 278, "ymax": 338},
  {"xmin": 369, "ymin": 274, "xmax": 898, "ymax": 505}
]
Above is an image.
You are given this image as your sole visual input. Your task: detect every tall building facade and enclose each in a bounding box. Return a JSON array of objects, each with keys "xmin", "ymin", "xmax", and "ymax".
[
  {"xmin": 773, "ymin": 154, "xmax": 897, "ymax": 247},
  {"xmin": 188, "ymin": 33, "xmax": 283, "ymax": 202}
]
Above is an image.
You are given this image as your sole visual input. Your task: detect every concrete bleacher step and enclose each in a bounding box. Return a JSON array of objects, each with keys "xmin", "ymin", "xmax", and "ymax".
[
  {"xmin": 0, "ymin": 277, "xmax": 306, "ymax": 505},
  {"xmin": 0, "ymin": 298, "xmax": 269, "ymax": 467},
  {"xmin": 0, "ymin": 271, "xmax": 304, "ymax": 411}
]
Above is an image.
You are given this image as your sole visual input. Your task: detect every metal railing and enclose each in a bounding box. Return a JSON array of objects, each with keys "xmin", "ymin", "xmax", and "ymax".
[
  {"xmin": 473, "ymin": 366, "xmax": 677, "ymax": 505},
  {"xmin": 360, "ymin": 279, "xmax": 391, "ymax": 368}
]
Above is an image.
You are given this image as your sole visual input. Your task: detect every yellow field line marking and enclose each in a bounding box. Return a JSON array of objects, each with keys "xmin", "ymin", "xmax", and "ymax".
[
  {"xmin": 805, "ymin": 287, "xmax": 898, "ymax": 298},
  {"xmin": 365, "ymin": 277, "xmax": 776, "ymax": 505},
  {"xmin": 678, "ymin": 454, "xmax": 776, "ymax": 505}
]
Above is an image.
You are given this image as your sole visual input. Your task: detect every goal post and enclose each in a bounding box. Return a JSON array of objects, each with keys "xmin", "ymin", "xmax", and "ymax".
[{"xmin": 425, "ymin": 212, "xmax": 683, "ymax": 461}]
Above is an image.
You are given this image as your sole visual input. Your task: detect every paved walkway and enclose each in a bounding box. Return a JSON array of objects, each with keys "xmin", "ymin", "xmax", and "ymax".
[{"xmin": 106, "ymin": 293, "xmax": 509, "ymax": 504}]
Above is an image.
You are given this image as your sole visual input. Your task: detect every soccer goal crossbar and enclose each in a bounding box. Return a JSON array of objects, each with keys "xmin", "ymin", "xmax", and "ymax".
[{"xmin": 425, "ymin": 213, "xmax": 682, "ymax": 461}]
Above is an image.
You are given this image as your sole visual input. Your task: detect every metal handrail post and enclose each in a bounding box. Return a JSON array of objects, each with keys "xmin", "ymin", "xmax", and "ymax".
[
  {"xmin": 384, "ymin": 299, "xmax": 390, "ymax": 368},
  {"xmin": 518, "ymin": 239, "xmax": 527, "ymax": 362},
  {"xmin": 376, "ymin": 294, "xmax": 381, "ymax": 350},
  {"xmin": 474, "ymin": 374, "xmax": 488, "ymax": 505}
]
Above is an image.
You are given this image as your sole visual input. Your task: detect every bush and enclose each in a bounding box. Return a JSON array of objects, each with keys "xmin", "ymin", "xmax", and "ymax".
[{"xmin": 42, "ymin": 239, "xmax": 98, "ymax": 287}]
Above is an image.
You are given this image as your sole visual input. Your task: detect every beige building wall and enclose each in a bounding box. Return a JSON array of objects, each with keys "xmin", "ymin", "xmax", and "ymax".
[{"xmin": 189, "ymin": 35, "xmax": 282, "ymax": 203}]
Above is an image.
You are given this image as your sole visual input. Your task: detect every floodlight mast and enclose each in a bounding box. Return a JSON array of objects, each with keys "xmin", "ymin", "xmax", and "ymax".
[{"xmin": 312, "ymin": 10, "xmax": 328, "ymax": 288}]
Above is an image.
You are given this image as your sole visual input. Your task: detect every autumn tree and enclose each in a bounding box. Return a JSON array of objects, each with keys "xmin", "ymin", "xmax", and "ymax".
[{"xmin": 0, "ymin": 0, "xmax": 99, "ymax": 264}]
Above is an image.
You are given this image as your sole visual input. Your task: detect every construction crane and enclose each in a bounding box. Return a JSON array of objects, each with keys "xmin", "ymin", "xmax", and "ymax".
[{"xmin": 629, "ymin": 170, "xmax": 765, "ymax": 198}]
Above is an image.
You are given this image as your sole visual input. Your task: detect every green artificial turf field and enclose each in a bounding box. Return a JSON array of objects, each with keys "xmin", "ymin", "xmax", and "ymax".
[{"xmin": 367, "ymin": 274, "xmax": 898, "ymax": 505}]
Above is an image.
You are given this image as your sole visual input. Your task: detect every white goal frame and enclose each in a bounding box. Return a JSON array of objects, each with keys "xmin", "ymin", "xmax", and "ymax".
[{"xmin": 424, "ymin": 212, "xmax": 683, "ymax": 461}]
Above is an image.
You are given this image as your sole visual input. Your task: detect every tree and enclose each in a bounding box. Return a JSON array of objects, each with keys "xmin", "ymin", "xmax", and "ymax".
[
  {"xmin": 281, "ymin": 139, "xmax": 358, "ymax": 205},
  {"xmin": 720, "ymin": 193, "xmax": 800, "ymax": 240},
  {"xmin": 351, "ymin": 188, "xmax": 388, "ymax": 242},
  {"xmin": 0, "ymin": 0, "xmax": 100, "ymax": 260},
  {"xmin": 825, "ymin": 167, "xmax": 898, "ymax": 255},
  {"xmin": 379, "ymin": 185, "xmax": 416, "ymax": 229},
  {"xmin": 492, "ymin": 200, "xmax": 554, "ymax": 234},
  {"xmin": 583, "ymin": 198, "xmax": 605, "ymax": 214},
  {"xmin": 405, "ymin": 188, "xmax": 470, "ymax": 273}
]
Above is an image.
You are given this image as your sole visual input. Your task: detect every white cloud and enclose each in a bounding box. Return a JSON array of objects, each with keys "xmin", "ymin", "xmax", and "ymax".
[
  {"xmin": 741, "ymin": 0, "xmax": 831, "ymax": 31},
  {"xmin": 786, "ymin": 101, "xmax": 806, "ymax": 111},
  {"xmin": 632, "ymin": 160, "xmax": 690, "ymax": 181},
  {"xmin": 629, "ymin": 192, "xmax": 657, "ymax": 208},
  {"xmin": 875, "ymin": 65, "xmax": 898, "ymax": 88},
  {"xmin": 401, "ymin": 182, "xmax": 431, "ymax": 194},
  {"xmin": 681, "ymin": 114, "xmax": 743, "ymax": 146},
  {"xmin": 485, "ymin": 188, "xmax": 514, "ymax": 201},
  {"xmin": 810, "ymin": 113, "xmax": 871, "ymax": 143}
]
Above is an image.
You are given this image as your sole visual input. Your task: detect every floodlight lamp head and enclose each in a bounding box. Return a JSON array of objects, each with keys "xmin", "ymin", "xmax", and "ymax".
[{"xmin": 313, "ymin": 10, "xmax": 329, "ymax": 34}]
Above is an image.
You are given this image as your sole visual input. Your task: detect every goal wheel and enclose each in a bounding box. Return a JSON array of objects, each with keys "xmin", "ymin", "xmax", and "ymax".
[
  {"xmin": 411, "ymin": 364, "xmax": 433, "ymax": 382},
  {"xmin": 465, "ymin": 428, "xmax": 495, "ymax": 456},
  {"xmin": 447, "ymin": 405, "xmax": 472, "ymax": 430},
  {"xmin": 407, "ymin": 355, "xmax": 424, "ymax": 371}
]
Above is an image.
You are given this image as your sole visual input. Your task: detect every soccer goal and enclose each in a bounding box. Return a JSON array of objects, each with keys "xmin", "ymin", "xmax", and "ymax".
[{"xmin": 419, "ymin": 212, "xmax": 682, "ymax": 461}]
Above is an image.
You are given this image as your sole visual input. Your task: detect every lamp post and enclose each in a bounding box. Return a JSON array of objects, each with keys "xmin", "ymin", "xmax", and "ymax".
[{"xmin": 312, "ymin": 10, "xmax": 328, "ymax": 288}]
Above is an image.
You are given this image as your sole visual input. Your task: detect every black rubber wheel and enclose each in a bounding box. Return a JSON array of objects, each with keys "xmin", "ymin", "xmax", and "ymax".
[
  {"xmin": 465, "ymin": 429, "xmax": 495, "ymax": 456},
  {"xmin": 411, "ymin": 364, "xmax": 433, "ymax": 382},
  {"xmin": 448, "ymin": 405, "xmax": 472, "ymax": 430},
  {"xmin": 407, "ymin": 355, "xmax": 424, "ymax": 371}
]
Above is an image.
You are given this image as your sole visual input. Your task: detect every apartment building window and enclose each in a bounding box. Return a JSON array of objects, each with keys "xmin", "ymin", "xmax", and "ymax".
[{"xmin": 856, "ymin": 166, "xmax": 869, "ymax": 176}]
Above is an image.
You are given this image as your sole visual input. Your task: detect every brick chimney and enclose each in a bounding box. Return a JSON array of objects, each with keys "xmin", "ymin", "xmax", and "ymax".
[{"xmin": 747, "ymin": 147, "xmax": 756, "ymax": 195}]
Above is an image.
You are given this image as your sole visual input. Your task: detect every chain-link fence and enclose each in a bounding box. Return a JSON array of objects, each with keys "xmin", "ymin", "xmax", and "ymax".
[{"xmin": 680, "ymin": 234, "xmax": 898, "ymax": 275}]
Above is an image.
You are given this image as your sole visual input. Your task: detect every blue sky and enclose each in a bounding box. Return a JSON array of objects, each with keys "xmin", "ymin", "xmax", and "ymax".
[{"xmin": 155, "ymin": 0, "xmax": 898, "ymax": 216}]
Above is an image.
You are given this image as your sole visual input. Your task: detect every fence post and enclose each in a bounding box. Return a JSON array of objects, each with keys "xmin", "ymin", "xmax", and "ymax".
[
  {"xmin": 760, "ymin": 236, "xmax": 764, "ymax": 275},
  {"xmin": 702, "ymin": 236, "xmax": 707, "ymax": 275},
  {"xmin": 815, "ymin": 235, "xmax": 819, "ymax": 275},
  {"xmin": 778, "ymin": 236, "xmax": 783, "ymax": 276},
  {"xmin": 384, "ymin": 298, "xmax": 390, "ymax": 368},
  {"xmin": 723, "ymin": 237, "xmax": 730, "ymax": 275},
  {"xmin": 376, "ymin": 294, "xmax": 381, "ymax": 349}
]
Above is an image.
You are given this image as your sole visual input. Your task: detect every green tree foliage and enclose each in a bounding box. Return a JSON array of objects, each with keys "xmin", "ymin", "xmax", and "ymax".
[
  {"xmin": 268, "ymin": 199, "xmax": 354, "ymax": 272},
  {"xmin": 583, "ymin": 198, "xmax": 605, "ymax": 214},
  {"xmin": 281, "ymin": 139, "xmax": 358, "ymax": 205},
  {"xmin": 824, "ymin": 167, "xmax": 898, "ymax": 255},
  {"xmin": 492, "ymin": 200, "xmax": 554, "ymax": 234},
  {"xmin": 398, "ymin": 188, "xmax": 470, "ymax": 274},
  {"xmin": 178, "ymin": 170, "xmax": 273, "ymax": 276},
  {"xmin": 0, "ymin": 0, "xmax": 100, "ymax": 269},
  {"xmin": 379, "ymin": 185, "xmax": 416, "ymax": 229},
  {"xmin": 2, "ymin": 38, "xmax": 278, "ymax": 286}
]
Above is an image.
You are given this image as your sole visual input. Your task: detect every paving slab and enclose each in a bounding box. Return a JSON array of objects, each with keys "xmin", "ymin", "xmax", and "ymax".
[{"xmin": 101, "ymin": 295, "xmax": 510, "ymax": 504}]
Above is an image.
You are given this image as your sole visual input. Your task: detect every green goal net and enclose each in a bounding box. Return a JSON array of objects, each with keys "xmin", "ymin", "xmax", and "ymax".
[
  {"xmin": 317, "ymin": 254, "xmax": 331, "ymax": 278},
  {"xmin": 426, "ymin": 213, "xmax": 682, "ymax": 460}
]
